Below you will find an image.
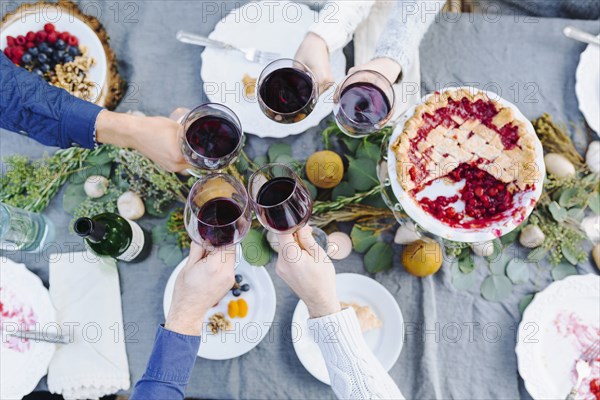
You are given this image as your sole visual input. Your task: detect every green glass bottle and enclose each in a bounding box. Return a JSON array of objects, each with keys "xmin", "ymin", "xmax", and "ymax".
[{"xmin": 74, "ymin": 213, "xmax": 151, "ymax": 262}]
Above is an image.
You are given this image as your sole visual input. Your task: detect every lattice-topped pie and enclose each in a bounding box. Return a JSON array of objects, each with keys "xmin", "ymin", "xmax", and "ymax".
[{"xmin": 392, "ymin": 89, "xmax": 540, "ymax": 227}]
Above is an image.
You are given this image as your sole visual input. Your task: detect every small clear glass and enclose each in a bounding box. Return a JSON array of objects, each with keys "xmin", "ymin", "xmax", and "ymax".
[
  {"xmin": 180, "ymin": 103, "xmax": 244, "ymax": 173},
  {"xmin": 257, "ymin": 58, "xmax": 318, "ymax": 124},
  {"xmin": 184, "ymin": 174, "xmax": 252, "ymax": 248},
  {"xmin": 333, "ymin": 70, "xmax": 395, "ymax": 138},
  {"xmin": 0, "ymin": 203, "xmax": 53, "ymax": 252}
]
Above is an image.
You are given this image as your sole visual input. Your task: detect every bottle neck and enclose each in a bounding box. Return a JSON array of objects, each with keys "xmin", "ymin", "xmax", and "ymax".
[{"xmin": 74, "ymin": 218, "xmax": 107, "ymax": 243}]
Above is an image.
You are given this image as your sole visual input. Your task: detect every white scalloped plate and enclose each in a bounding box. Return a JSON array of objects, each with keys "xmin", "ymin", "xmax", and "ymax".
[
  {"xmin": 0, "ymin": 257, "xmax": 56, "ymax": 399},
  {"xmin": 387, "ymin": 87, "xmax": 545, "ymax": 243},
  {"xmin": 200, "ymin": 0, "xmax": 346, "ymax": 138},
  {"xmin": 516, "ymin": 274, "xmax": 600, "ymax": 399},
  {"xmin": 575, "ymin": 38, "xmax": 600, "ymax": 135}
]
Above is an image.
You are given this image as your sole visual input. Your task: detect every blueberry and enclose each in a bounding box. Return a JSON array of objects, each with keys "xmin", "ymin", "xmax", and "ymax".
[
  {"xmin": 28, "ymin": 47, "xmax": 39, "ymax": 56},
  {"xmin": 241, "ymin": 283, "xmax": 250, "ymax": 292},
  {"xmin": 38, "ymin": 42, "xmax": 49, "ymax": 52},
  {"xmin": 32, "ymin": 68, "xmax": 43, "ymax": 77},
  {"xmin": 21, "ymin": 53, "xmax": 32, "ymax": 64},
  {"xmin": 37, "ymin": 53, "xmax": 48, "ymax": 63},
  {"xmin": 63, "ymin": 54, "xmax": 73, "ymax": 63},
  {"xmin": 43, "ymin": 46, "xmax": 53, "ymax": 55},
  {"xmin": 40, "ymin": 63, "xmax": 51, "ymax": 73},
  {"xmin": 232, "ymin": 288, "xmax": 241, "ymax": 297},
  {"xmin": 67, "ymin": 46, "xmax": 80, "ymax": 56},
  {"xmin": 235, "ymin": 274, "xmax": 243, "ymax": 284},
  {"xmin": 55, "ymin": 39, "xmax": 66, "ymax": 50}
]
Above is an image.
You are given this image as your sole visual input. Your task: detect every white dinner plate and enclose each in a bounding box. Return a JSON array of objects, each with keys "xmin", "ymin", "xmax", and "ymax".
[
  {"xmin": 0, "ymin": 258, "xmax": 56, "ymax": 399},
  {"xmin": 163, "ymin": 255, "xmax": 277, "ymax": 360},
  {"xmin": 575, "ymin": 38, "xmax": 600, "ymax": 135},
  {"xmin": 292, "ymin": 273, "xmax": 404, "ymax": 385},
  {"xmin": 387, "ymin": 86, "xmax": 546, "ymax": 243},
  {"xmin": 0, "ymin": 6, "xmax": 107, "ymax": 105},
  {"xmin": 516, "ymin": 274, "xmax": 600, "ymax": 399},
  {"xmin": 200, "ymin": 0, "xmax": 346, "ymax": 138}
]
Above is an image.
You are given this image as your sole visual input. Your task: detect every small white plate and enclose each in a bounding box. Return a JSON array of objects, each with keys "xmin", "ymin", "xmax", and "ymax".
[
  {"xmin": 200, "ymin": 0, "xmax": 346, "ymax": 138},
  {"xmin": 516, "ymin": 274, "xmax": 600, "ymax": 399},
  {"xmin": 387, "ymin": 86, "xmax": 545, "ymax": 243},
  {"xmin": 163, "ymin": 255, "xmax": 277, "ymax": 360},
  {"xmin": 0, "ymin": 8, "xmax": 107, "ymax": 104},
  {"xmin": 0, "ymin": 258, "xmax": 56, "ymax": 400},
  {"xmin": 575, "ymin": 38, "xmax": 600, "ymax": 135},
  {"xmin": 292, "ymin": 273, "xmax": 404, "ymax": 385}
]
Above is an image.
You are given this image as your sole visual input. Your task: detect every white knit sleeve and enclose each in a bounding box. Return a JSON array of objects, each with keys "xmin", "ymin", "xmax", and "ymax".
[
  {"xmin": 374, "ymin": 0, "xmax": 445, "ymax": 71},
  {"xmin": 308, "ymin": 1, "xmax": 376, "ymax": 53},
  {"xmin": 308, "ymin": 308, "xmax": 404, "ymax": 400}
]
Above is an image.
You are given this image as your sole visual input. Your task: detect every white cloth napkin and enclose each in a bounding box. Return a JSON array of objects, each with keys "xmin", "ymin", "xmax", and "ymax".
[{"xmin": 47, "ymin": 251, "xmax": 130, "ymax": 400}]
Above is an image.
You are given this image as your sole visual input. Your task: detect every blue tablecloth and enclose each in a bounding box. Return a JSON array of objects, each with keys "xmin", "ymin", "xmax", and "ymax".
[{"xmin": 1, "ymin": 2, "xmax": 599, "ymax": 399}]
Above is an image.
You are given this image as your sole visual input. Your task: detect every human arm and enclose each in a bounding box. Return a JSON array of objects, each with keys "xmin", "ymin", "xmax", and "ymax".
[
  {"xmin": 131, "ymin": 244, "xmax": 235, "ymax": 399},
  {"xmin": 0, "ymin": 52, "xmax": 189, "ymax": 172},
  {"xmin": 295, "ymin": 1, "xmax": 375, "ymax": 90},
  {"xmin": 275, "ymin": 226, "xmax": 403, "ymax": 399},
  {"xmin": 351, "ymin": 0, "xmax": 445, "ymax": 83}
]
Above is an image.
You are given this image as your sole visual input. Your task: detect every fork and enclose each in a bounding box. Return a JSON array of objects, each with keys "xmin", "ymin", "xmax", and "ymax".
[
  {"xmin": 566, "ymin": 341, "xmax": 600, "ymax": 399},
  {"xmin": 175, "ymin": 30, "xmax": 280, "ymax": 64}
]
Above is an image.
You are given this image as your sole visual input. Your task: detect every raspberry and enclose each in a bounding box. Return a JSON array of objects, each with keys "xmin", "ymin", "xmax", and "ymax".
[
  {"xmin": 25, "ymin": 42, "xmax": 35, "ymax": 49},
  {"xmin": 47, "ymin": 31, "xmax": 58, "ymax": 44},
  {"xmin": 67, "ymin": 36, "xmax": 78, "ymax": 47},
  {"xmin": 4, "ymin": 47, "xmax": 12, "ymax": 58},
  {"xmin": 12, "ymin": 47, "xmax": 24, "ymax": 63},
  {"xmin": 35, "ymin": 30, "xmax": 48, "ymax": 44},
  {"xmin": 44, "ymin": 23, "xmax": 55, "ymax": 33},
  {"xmin": 15, "ymin": 35, "xmax": 26, "ymax": 46},
  {"xmin": 6, "ymin": 36, "xmax": 16, "ymax": 47},
  {"xmin": 26, "ymin": 31, "xmax": 36, "ymax": 42},
  {"xmin": 59, "ymin": 31, "xmax": 70, "ymax": 41}
]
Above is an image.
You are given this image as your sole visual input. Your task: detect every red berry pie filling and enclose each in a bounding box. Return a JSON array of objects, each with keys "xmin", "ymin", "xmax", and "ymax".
[{"xmin": 392, "ymin": 89, "xmax": 540, "ymax": 229}]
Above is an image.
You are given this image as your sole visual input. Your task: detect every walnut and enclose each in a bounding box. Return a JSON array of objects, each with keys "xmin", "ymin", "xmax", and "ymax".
[
  {"xmin": 50, "ymin": 47, "xmax": 97, "ymax": 102},
  {"xmin": 207, "ymin": 312, "xmax": 232, "ymax": 334}
]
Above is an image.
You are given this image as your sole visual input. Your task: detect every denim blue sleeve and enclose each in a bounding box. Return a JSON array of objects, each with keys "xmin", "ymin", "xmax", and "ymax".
[
  {"xmin": 0, "ymin": 52, "xmax": 102, "ymax": 149},
  {"xmin": 130, "ymin": 326, "xmax": 201, "ymax": 400}
]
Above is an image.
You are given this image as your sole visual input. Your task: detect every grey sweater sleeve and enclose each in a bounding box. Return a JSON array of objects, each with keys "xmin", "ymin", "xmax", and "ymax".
[{"xmin": 374, "ymin": 0, "xmax": 446, "ymax": 72}]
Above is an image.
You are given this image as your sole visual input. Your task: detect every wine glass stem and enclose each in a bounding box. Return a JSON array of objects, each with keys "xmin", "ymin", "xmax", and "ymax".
[{"xmin": 311, "ymin": 227, "xmax": 328, "ymax": 251}]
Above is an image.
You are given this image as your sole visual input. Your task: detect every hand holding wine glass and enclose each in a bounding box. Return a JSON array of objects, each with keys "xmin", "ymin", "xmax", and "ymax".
[
  {"xmin": 294, "ymin": 32, "xmax": 335, "ymax": 94},
  {"xmin": 275, "ymin": 226, "xmax": 340, "ymax": 319},
  {"xmin": 165, "ymin": 242, "xmax": 236, "ymax": 336},
  {"xmin": 347, "ymin": 57, "xmax": 402, "ymax": 86}
]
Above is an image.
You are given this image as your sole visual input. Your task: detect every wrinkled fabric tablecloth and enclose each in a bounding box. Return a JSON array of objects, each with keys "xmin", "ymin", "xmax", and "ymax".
[{"xmin": 2, "ymin": 2, "xmax": 598, "ymax": 399}]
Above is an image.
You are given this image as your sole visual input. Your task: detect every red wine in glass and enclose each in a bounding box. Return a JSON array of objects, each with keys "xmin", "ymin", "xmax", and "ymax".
[
  {"xmin": 197, "ymin": 197, "xmax": 242, "ymax": 246},
  {"xmin": 257, "ymin": 59, "xmax": 318, "ymax": 124},
  {"xmin": 256, "ymin": 177, "xmax": 311, "ymax": 231},
  {"xmin": 339, "ymin": 82, "xmax": 391, "ymax": 125},
  {"xmin": 186, "ymin": 116, "xmax": 241, "ymax": 159},
  {"xmin": 334, "ymin": 70, "xmax": 395, "ymax": 138}
]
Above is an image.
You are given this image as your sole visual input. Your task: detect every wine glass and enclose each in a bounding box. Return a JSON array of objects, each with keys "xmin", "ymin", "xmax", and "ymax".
[
  {"xmin": 333, "ymin": 70, "xmax": 395, "ymax": 138},
  {"xmin": 184, "ymin": 174, "xmax": 252, "ymax": 248},
  {"xmin": 247, "ymin": 163, "xmax": 328, "ymax": 249},
  {"xmin": 180, "ymin": 103, "xmax": 244, "ymax": 173},
  {"xmin": 257, "ymin": 58, "xmax": 318, "ymax": 124}
]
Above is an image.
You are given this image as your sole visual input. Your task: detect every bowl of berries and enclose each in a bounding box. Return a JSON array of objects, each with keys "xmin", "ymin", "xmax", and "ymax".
[{"xmin": 1, "ymin": 4, "xmax": 108, "ymax": 105}]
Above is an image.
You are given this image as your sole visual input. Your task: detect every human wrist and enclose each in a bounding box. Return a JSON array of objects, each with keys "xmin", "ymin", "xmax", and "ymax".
[
  {"xmin": 165, "ymin": 308, "xmax": 205, "ymax": 336},
  {"xmin": 95, "ymin": 110, "xmax": 138, "ymax": 149},
  {"xmin": 305, "ymin": 32, "xmax": 329, "ymax": 54},
  {"xmin": 306, "ymin": 296, "xmax": 341, "ymax": 319},
  {"xmin": 371, "ymin": 57, "xmax": 402, "ymax": 84}
]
